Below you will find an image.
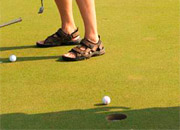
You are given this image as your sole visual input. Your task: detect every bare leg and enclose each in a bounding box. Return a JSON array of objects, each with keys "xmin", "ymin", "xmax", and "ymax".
[
  {"xmin": 55, "ymin": 0, "xmax": 76, "ymax": 33},
  {"xmin": 37, "ymin": 0, "xmax": 79, "ymax": 45},
  {"xmin": 63, "ymin": 0, "xmax": 99, "ymax": 58},
  {"xmin": 76, "ymin": 0, "xmax": 98, "ymax": 42}
]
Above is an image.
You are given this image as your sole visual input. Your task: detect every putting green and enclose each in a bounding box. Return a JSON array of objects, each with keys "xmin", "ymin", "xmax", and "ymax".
[{"xmin": 0, "ymin": 0, "xmax": 179, "ymax": 129}]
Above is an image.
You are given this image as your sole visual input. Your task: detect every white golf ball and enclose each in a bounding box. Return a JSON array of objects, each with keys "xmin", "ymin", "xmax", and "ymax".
[
  {"xmin": 9, "ymin": 55, "xmax": 17, "ymax": 62},
  {"xmin": 102, "ymin": 96, "xmax": 111, "ymax": 105}
]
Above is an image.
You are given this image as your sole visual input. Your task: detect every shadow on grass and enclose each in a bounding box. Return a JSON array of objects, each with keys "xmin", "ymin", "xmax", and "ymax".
[
  {"xmin": 0, "ymin": 45, "xmax": 36, "ymax": 51},
  {"xmin": 57, "ymin": 54, "xmax": 104, "ymax": 62},
  {"xmin": 0, "ymin": 56, "xmax": 60, "ymax": 63},
  {"xmin": 0, "ymin": 106, "xmax": 179, "ymax": 129},
  {"xmin": 94, "ymin": 103, "xmax": 106, "ymax": 106},
  {"xmin": 0, "ymin": 44, "xmax": 76, "ymax": 52},
  {"xmin": 56, "ymin": 56, "xmax": 79, "ymax": 62}
]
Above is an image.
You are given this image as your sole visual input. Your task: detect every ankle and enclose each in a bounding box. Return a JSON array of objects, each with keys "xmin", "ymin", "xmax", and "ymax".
[
  {"xmin": 62, "ymin": 25, "xmax": 77, "ymax": 34},
  {"xmin": 85, "ymin": 35, "xmax": 99, "ymax": 43}
]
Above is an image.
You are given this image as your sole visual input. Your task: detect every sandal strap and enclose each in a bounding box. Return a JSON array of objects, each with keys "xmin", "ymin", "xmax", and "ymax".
[
  {"xmin": 71, "ymin": 47, "xmax": 92, "ymax": 58},
  {"xmin": 56, "ymin": 28, "xmax": 79, "ymax": 40},
  {"xmin": 56, "ymin": 28, "xmax": 69, "ymax": 38},
  {"xmin": 44, "ymin": 28, "xmax": 79, "ymax": 43},
  {"xmin": 72, "ymin": 47, "xmax": 84, "ymax": 55},
  {"xmin": 80, "ymin": 39, "xmax": 95, "ymax": 49},
  {"xmin": 71, "ymin": 29, "xmax": 80, "ymax": 38},
  {"xmin": 70, "ymin": 37, "xmax": 102, "ymax": 57},
  {"xmin": 80, "ymin": 38, "xmax": 101, "ymax": 51}
]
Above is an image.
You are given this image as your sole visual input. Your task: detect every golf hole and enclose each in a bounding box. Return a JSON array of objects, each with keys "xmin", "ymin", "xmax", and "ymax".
[{"xmin": 106, "ymin": 114, "xmax": 127, "ymax": 121}]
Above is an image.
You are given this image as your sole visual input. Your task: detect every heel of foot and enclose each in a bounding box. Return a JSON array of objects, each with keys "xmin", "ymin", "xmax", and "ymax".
[{"xmin": 72, "ymin": 36, "xmax": 81, "ymax": 41}]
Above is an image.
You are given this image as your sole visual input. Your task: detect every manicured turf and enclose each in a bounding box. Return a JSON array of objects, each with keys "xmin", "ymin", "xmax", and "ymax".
[{"xmin": 0, "ymin": 0, "xmax": 179, "ymax": 129}]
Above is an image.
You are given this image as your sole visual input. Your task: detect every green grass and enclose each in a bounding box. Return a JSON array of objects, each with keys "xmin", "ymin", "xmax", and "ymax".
[{"xmin": 0, "ymin": 0, "xmax": 180, "ymax": 129}]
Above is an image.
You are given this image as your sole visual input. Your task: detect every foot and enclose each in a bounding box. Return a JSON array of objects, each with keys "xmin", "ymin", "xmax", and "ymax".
[
  {"xmin": 62, "ymin": 36, "xmax": 105, "ymax": 61},
  {"xmin": 63, "ymin": 37, "xmax": 98, "ymax": 58},
  {"xmin": 36, "ymin": 28, "xmax": 81, "ymax": 47}
]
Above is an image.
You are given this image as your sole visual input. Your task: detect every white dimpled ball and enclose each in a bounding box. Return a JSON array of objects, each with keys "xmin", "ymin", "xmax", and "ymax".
[
  {"xmin": 9, "ymin": 55, "xmax": 17, "ymax": 62},
  {"xmin": 102, "ymin": 96, "xmax": 111, "ymax": 105}
]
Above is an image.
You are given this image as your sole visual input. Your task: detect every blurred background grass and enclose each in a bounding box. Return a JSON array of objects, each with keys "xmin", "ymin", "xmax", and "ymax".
[{"xmin": 0, "ymin": 0, "xmax": 179, "ymax": 129}]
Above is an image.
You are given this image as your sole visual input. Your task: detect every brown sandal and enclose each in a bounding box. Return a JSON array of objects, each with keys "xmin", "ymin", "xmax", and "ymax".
[
  {"xmin": 62, "ymin": 36, "xmax": 105, "ymax": 61},
  {"xmin": 36, "ymin": 28, "xmax": 81, "ymax": 47}
]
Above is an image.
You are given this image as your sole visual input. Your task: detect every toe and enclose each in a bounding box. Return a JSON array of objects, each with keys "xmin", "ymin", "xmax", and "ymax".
[{"xmin": 63, "ymin": 52, "xmax": 76, "ymax": 58}]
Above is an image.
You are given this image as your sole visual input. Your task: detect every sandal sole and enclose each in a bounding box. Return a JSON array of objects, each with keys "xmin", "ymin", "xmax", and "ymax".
[
  {"xmin": 36, "ymin": 39, "xmax": 81, "ymax": 48},
  {"xmin": 62, "ymin": 49, "xmax": 105, "ymax": 61}
]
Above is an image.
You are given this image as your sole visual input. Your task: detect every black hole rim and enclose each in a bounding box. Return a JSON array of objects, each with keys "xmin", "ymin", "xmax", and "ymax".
[{"xmin": 106, "ymin": 114, "xmax": 127, "ymax": 121}]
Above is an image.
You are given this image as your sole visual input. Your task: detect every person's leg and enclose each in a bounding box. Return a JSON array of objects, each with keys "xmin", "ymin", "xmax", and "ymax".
[
  {"xmin": 76, "ymin": 0, "xmax": 99, "ymax": 42},
  {"xmin": 55, "ymin": 0, "xmax": 76, "ymax": 33},
  {"xmin": 36, "ymin": 0, "xmax": 80, "ymax": 47},
  {"xmin": 63, "ymin": 0, "xmax": 99, "ymax": 58}
]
